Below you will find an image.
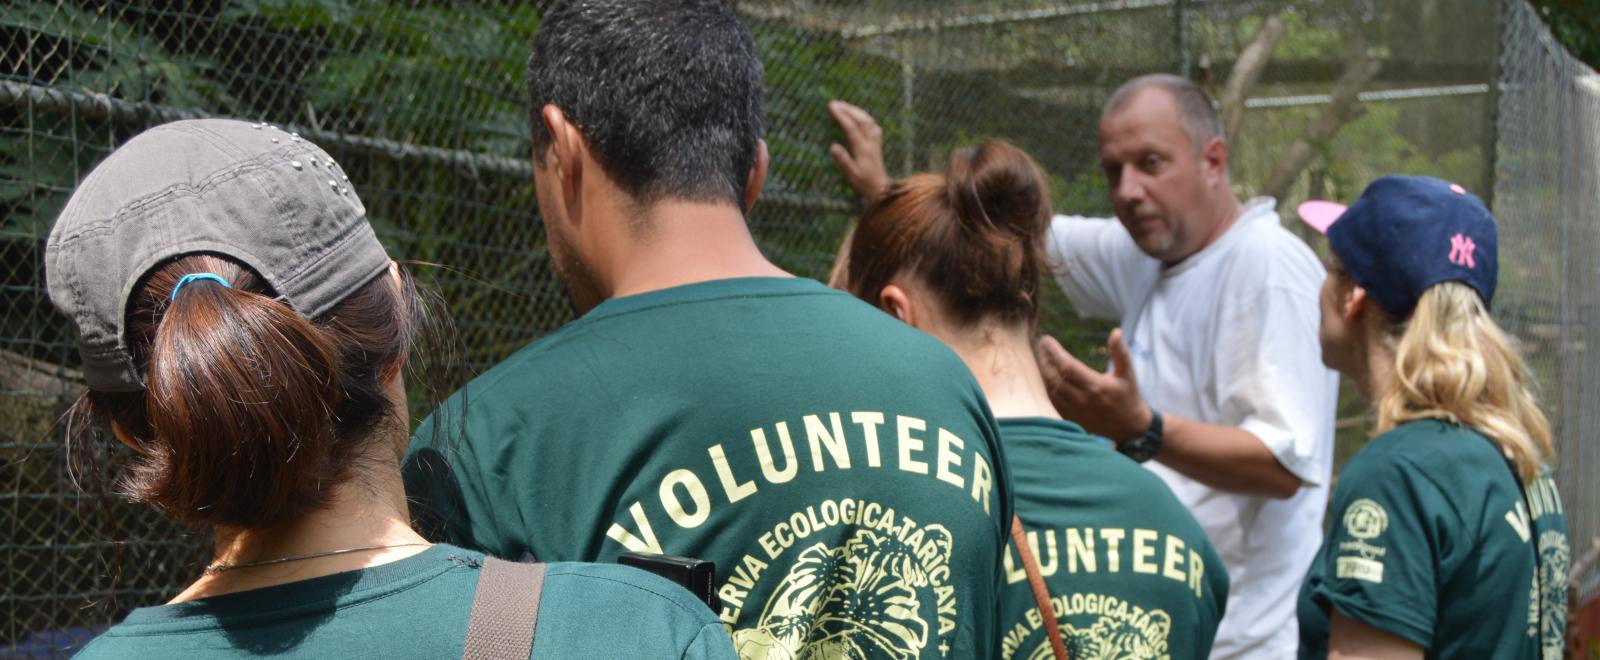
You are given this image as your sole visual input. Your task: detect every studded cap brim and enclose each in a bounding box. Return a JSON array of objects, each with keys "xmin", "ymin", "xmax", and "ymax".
[{"xmin": 45, "ymin": 119, "xmax": 392, "ymax": 392}]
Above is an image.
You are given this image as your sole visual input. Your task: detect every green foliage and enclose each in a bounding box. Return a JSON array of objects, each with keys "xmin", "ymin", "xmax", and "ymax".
[{"xmin": 1532, "ymin": 0, "xmax": 1600, "ymax": 70}]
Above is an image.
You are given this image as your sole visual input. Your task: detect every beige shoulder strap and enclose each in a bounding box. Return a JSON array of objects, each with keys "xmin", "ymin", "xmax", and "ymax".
[
  {"xmin": 462, "ymin": 557, "xmax": 547, "ymax": 660},
  {"xmin": 1012, "ymin": 515, "xmax": 1069, "ymax": 660}
]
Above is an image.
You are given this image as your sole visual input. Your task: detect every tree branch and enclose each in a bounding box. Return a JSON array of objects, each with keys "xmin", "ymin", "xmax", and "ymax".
[
  {"xmin": 1261, "ymin": 37, "xmax": 1383, "ymax": 204},
  {"xmin": 1219, "ymin": 14, "xmax": 1289, "ymax": 142}
]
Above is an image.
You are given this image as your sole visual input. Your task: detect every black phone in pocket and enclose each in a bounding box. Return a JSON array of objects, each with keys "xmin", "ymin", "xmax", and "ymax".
[{"xmin": 618, "ymin": 552, "xmax": 720, "ymax": 613}]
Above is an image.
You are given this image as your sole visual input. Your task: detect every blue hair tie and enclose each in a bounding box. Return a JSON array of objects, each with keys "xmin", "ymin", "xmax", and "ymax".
[{"xmin": 169, "ymin": 273, "xmax": 233, "ymax": 301}]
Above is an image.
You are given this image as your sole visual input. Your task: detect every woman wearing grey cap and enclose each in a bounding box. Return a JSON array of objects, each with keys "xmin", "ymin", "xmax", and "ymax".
[
  {"xmin": 49, "ymin": 119, "xmax": 735, "ymax": 659},
  {"xmin": 1294, "ymin": 175, "xmax": 1569, "ymax": 659}
]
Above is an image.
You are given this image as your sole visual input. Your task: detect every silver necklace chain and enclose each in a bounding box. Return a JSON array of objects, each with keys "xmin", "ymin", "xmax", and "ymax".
[{"xmin": 204, "ymin": 542, "xmax": 430, "ymax": 575}]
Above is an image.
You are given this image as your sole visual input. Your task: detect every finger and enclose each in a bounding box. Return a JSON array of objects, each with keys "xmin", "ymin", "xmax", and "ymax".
[
  {"xmin": 828, "ymin": 100, "xmax": 868, "ymax": 143},
  {"xmin": 1107, "ymin": 328, "xmax": 1137, "ymax": 384},
  {"xmin": 829, "ymin": 143, "xmax": 862, "ymax": 179},
  {"xmin": 844, "ymin": 105, "xmax": 883, "ymax": 148},
  {"xmin": 841, "ymin": 102, "xmax": 878, "ymax": 133},
  {"xmin": 1036, "ymin": 335, "xmax": 1101, "ymax": 392}
]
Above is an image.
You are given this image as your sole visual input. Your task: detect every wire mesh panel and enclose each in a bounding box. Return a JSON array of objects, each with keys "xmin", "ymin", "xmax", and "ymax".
[
  {"xmin": 1495, "ymin": 0, "xmax": 1600, "ymax": 605},
  {"xmin": 0, "ymin": 0, "xmax": 1592, "ymax": 656}
]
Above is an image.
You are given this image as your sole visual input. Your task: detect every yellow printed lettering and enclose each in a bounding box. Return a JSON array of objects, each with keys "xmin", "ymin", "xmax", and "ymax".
[
  {"xmin": 804, "ymin": 413, "xmax": 852, "ymax": 472},
  {"xmin": 897, "ymin": 415, "xmax": 930, "ymax": 474},
  {"xmin": 751, "ymin": 423, "xmax": 798, "ymax": 484},
  {"xmin": 1101, "ymin": 528, "xmax": 1125, "ymax": 572},
  {"xmin": 1163, "ymin": 534, "xmax": 1187, "ymax": 582},
  {"xmin": 1002, "ymin": 543, "xmax": 1027, "ymax": 585},
  {"xmin": 935, "ymin": 428, "xmax": 965, "ymax": 488},
  {"xmin": 707, "ymin": 444, "xmax": 757, "ymax": 503},
  {"xmin": 1132, "ymin": 529, "xmax": 1159, "ymax": 574},
  {"xmin": 970, "ymin": 452, "xmax": 994, "ymax": 515},
  {"xmin": 1029, "ymin": 530, "xmax": 1059, "ymax": 577},
  {"xmin": 1067, "ymin": 528, "xmax": 1096, "ymax": 573},
  {"xmin": 659, "ymin": 469, "xmax": 712, "ymax": 529},
  {"xmin": 851, "ymin": 412, "xmax": 886, "ymax": 467},
  {"xmin": 1188, "ymin": 549, "xmax": 1204, "ymax": 598},
  {"xmin": 605, "ymin": 501, "xmax": 663, "ymax": 554}
]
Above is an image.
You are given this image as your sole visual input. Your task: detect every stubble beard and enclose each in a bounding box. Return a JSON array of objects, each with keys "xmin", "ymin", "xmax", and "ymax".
[{"xmin": 547, "ymin": 221, "xmax": 604, "ymax": 317}]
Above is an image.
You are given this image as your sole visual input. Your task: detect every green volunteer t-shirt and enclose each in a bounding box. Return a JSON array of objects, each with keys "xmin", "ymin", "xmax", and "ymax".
[
  {"xmin": 405, "ymin": 277, "xmax": 1013, "ymax": 659},
  {"xmin": 73, "ymin": 544, "xmax": 733, "ymax": 659},
  {"xmin": 995, "ymin": 418, "xmax": 1228, "ymax": 660},
  {"xmin": 1298, "ymin": 419, "xmax": 1569, "ymax": 659}
]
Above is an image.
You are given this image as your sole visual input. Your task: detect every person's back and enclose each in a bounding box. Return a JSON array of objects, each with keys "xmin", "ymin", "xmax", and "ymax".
[
  {"xmin": 75, "ymin": 547, "xmax": 729, "ymax": 659},
  {"xmin": 826, "ymin": 138, "xmax": 1228, "ymax": 659},
  {"xmin": 411, "ymin": 279, "xmax": 1010, "ymax": 657},
  {"xmin": 997, "ymin": 418, "xmax": 1227, "ymax": 659},
  {"xmin": 47, "ymin": 118, "xmax": 734, "ymax": 659},
  {"xmin": 404, "ymin": 2, "xmax": 1012, "ymax": 657}
]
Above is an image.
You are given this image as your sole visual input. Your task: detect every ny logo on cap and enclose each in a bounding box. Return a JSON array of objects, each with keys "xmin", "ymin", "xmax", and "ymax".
[{"xmin": 1449, "ymin": 233, "xmax": 1477, "ymax": 269}]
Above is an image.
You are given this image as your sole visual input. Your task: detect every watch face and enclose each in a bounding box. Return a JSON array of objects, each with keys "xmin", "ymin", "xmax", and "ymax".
[{"xmin": 1117, "ymin": 437, "xmax": 1157, "ymax": 463}]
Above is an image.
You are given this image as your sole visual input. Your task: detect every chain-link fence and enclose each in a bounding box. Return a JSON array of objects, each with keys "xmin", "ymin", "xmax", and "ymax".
[
  {"xmin": 1495, "ymin": 0, "xmax": 1600, "ymax": 607},
  {"xmin": 2, "ymin": 0, "xmax": 1592, "ymax": 655}
]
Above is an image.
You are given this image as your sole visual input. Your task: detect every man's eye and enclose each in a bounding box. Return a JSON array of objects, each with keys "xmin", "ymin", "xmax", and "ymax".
[{"xmin": 1142, "ymin": 156, "xmax": 1162, "ymax": 171}]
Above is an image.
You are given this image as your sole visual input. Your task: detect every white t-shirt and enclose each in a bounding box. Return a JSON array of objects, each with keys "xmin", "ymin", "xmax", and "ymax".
[{"xmin": 1046, "ymin": 198, "xmax": 1339, "ymax": 659}]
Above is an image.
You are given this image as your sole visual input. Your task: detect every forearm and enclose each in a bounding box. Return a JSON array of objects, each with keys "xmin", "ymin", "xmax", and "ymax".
[
  {"xmin": 1155, "ymin": 413, "xmax": 1303, "ymax": 499},
  {"xmin": 1328, "ymin": 610, "xmax": 1425, "ymax": 660}
]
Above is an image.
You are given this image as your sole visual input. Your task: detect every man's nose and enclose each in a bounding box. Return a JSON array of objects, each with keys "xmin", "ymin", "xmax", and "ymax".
[{"xmin": 1113, "ymin": 167, "xmax": 1145, "ymax": 206}]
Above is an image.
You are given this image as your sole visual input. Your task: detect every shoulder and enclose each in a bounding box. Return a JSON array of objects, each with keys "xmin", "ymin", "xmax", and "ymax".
[
  {"xmin": 1350, "ymin": 420, "xmax": 1503, "ymax": 480},
  {"xmin": 542, "ymin": 562, "xmax": 721, "ymax": 624},
  {"xmin": 1218, "ymin": 201, "xmax": 1324, "ymax": 286},
  {"xmin": 535, "ymin": 562, "xmax": 731, "ymax": 658}
]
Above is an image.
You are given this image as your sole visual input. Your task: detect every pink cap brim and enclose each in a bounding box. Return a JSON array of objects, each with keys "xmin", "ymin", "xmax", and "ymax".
[{"xmin": 1297, "ymin": 200, "xmax": 1348, "ymax": 235}]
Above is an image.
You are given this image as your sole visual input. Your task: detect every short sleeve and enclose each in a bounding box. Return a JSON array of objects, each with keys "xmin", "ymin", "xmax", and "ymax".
[
  {"xmin": 1307, "ymin": 457, "xmax": 1457, "ymax": 648},
  {"xmin": 1044, "ymin": 215, "xmax": 1156, "ymax": 321},
  {"xmin": 1213, "ymin": 280, "xmax": 1337, "ymax": 487},
  {"xmin": 681, "ymin": 623, "xmax": 739, "ymax": 660}
]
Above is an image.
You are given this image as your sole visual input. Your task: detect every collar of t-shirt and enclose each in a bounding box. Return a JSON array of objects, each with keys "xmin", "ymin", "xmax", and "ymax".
[
  {"xmin": 582, "ymin": 276, "xmax": 828, "ymax": 324},
  {"xmin": 1161, "ymin": 197, "xmax": 1278, "ymax": 279},
  {"xmin": 114, "ymin": 544, "xmax": 471, "ymax": 630}
]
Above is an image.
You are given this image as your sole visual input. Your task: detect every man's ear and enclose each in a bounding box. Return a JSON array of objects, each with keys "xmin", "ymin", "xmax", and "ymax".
[
  {"xmin": 743, "ymin": 139, "xmax": 769, "ymax": 215},
  {"xmin": 1201, "ymin": 136, "xmax": 1229, "ymax": 181},
  {"xmin": 878, "ymin": 284, "xmax": 915, "ymax": 325},
  {"xmin": 540, "ymin": 104, "xmax": 584, "ymax": 208}
]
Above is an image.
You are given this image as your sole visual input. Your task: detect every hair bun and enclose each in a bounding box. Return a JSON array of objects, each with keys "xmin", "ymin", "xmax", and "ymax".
[{"xmin": 945, "ymin": 141, "xmax": 1052, "ymax": 241}]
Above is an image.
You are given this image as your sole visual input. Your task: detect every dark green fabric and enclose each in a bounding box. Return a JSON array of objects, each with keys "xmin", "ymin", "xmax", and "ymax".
[
  {"xmin": 73, "ymin": 544, "xmax": 734, "ymax": 659},
  {"xmin": 1298, "ymin": 419, "xmax": 1570, "ymax": 659},
  {"xmin": 995, "ymin": 418, "xmax": 1228, "ymax": 660},
  {"xmin": 405, "ymin": 277, "xmax": 1013, "ymax": 659}
]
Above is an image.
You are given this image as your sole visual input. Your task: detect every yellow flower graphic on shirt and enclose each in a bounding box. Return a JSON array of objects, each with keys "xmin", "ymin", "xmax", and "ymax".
[{"xmin": 731, "ymin": 526, "xmax": 953, "ymax": 659}]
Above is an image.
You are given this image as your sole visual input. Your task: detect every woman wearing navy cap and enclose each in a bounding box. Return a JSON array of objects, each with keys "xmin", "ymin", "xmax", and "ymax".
[{"xmin": 1295, "ymin": 175, "xmax": 1569, "ymax": 659}]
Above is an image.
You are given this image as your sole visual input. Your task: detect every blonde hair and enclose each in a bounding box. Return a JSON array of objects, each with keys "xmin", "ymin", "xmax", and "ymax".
[{"xmin": 1376, "ymin": 281, "xmax": 1554, "ymax": 481}]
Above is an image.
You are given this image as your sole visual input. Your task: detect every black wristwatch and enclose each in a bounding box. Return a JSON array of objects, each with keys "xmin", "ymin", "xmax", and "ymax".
[{"xmin": 1117, "ymin": 409, "xmax": 1163, "ymax": 463}]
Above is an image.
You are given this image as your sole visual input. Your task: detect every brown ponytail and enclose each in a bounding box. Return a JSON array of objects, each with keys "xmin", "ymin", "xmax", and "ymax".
[
  {"xmin": 846, "ymin": 140, "xmax": 1053, "ymax": 325},
  {"xmin": 76, "ymin": 254, "xmax": 418, "ymax": 529}
]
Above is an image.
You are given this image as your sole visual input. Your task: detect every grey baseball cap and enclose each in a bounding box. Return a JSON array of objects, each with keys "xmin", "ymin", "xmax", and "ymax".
[{"xmin": 46, "ymin": 118, "xmax": 392, "ymax": 392}]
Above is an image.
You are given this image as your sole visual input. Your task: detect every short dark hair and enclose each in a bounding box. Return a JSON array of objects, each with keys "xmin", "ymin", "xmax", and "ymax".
[
  {"xmin": 1103, "ymin": 74, "xmax": 1224, "ymax": 151},
  {"xmin": 527, "ymin": 0, "xmax": 765, "ymax": 209}
]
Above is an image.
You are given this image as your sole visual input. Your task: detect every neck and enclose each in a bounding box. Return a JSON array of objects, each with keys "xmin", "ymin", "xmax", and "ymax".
[
  {"xmin": 605, "ymin": 200, "xmax": 790, "ymax": 299},
  {"xmin": 941, "ymin": 320, "xmax": 1061, "ymax": 420},
  {"xmin": 1355, "ymin": 333, "xmax": 1397, "ymax": 405},
  {"xmin": 169, "ymin": 435, "xmax": 427, "ymax": 603},
  {"xmin": 1163, "ymin": 190, "xmax": 1245, "ymax": 268}
]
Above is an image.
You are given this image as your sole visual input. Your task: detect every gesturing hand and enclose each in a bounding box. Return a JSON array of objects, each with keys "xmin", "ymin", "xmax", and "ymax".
[
  {"xmin": 1035, "ymin": 329, "xmax": 1153, "ymax": 442},
  {"xmin": 827, "ymin": 100, "xmax": 891, "ymax": 202}
]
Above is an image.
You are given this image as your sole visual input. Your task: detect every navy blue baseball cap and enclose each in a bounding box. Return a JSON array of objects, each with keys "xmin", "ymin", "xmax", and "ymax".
[{"xmin": 1296, "ymin": 175, "xmax": 1497, "ymax": 320}]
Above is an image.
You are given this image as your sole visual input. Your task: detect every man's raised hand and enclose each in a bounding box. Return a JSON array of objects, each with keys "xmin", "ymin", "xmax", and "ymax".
[
  {"xmin": 827, "ymin": 100, "xmax": 890, "ymax": 202},
  {"xmin": 1035, "ymin": 329, "xmax": 1153, "ymax": 442}
]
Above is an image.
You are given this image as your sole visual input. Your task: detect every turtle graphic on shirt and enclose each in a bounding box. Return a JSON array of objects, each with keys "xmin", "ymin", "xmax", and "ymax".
[
  {"xmin": 1023, "ymin": 607, "xmax": 1173, "ymax": 660},
  {"xmin": 1534, "ymin": 530, "xmax": 1570, "ymax": 660},
  {"xmin": 731, "ymin": 526, "xmax": 953, "ymax": 659}
]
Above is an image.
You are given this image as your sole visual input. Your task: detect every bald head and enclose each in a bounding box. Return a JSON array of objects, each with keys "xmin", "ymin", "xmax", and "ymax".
[{"xmin": 1103, "ymin": 74, "xmax": 1224, "ymax": 154}]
